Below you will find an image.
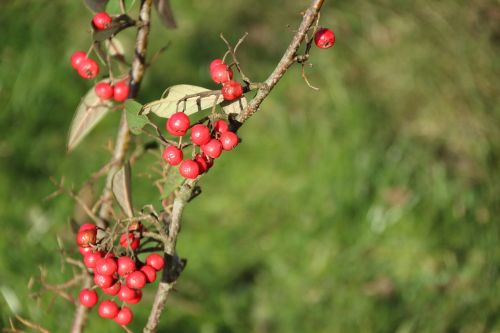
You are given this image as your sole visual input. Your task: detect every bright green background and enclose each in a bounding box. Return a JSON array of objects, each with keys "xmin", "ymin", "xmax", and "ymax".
[{"xmin": 1, "ymin": 0, "xmax": 499, "ymax": 332}]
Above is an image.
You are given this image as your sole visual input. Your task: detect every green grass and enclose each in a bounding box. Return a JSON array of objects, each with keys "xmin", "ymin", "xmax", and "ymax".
[{"xmin": 1, "ymin": 0, "xmax": 499, "ymax": 332}]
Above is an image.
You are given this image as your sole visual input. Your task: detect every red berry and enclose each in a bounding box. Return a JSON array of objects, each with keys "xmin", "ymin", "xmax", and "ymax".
[
  {"xmin": 95, "ymin": 82, "xmax": 114, "ymax": 100},
  {"xmin": 95, "ymin": 257, "xmax": 118, "ymax": 276},
  {"xmin": 113, "ymin": 80, "xmax": 129, "ymax": 102},
  {"xmin": 77, "ymin": 58, "xmax": 100, "ymax": 79},
  {"xmin": 119, "ymin": 232, "xmax": 140, "ymax": 250},
  {"xmin": 76, "ymin": 229, "xmax": 96, "ymax": 248},
  {"xmin": 179, "ymin": 159, "xmax": 200, "ymax": 179},
  {"xmin": 209, "ymin": 59, "xmax": 224, "ymax": 72},
  {"xmin": 71, "ymin": 51, "xmax": 87, "ymax": 70},
  {"xmin": 93, "ymin": 12, "xmax": 112, "ymax": 30},
  {"xmin": 126, "ymin": 271, "xmax": 147, "ymax": 289},
  {"xmin": 117, "ymin": 256, "xmax": 136, "ymax": 277},
  {"xmin": 213, "ymin": 120, "xmax": 229, "ymax": 134},
  {"xmin": 190, "ymin": 124, "xmax": 211, "ymax": 145},
  {"xmin": 94, "ymin": 274, "xmax": 115, "ymax": 289},
  {"xmin": 221, "ymin": 80, "xmax": 243, "ymax": 101},
  {"xmin": 194, "ymin": 153, "xmax": 209, "ymax": 174},
  {"xmin": 98, "ymin": 300, "xmax": 119, "ymax": 319},
  {"xmin": 166, "ymin": 112, "xmax": 190, "ymax": 136},
  {"xmin": 162, "ymin": 145, "xmax": 183, "ymax": 166},
  {"xmin": 211, "ymin": 63, "xmax": 233, "ymax": 84},
  {"xmin": 314, "ymin": 28, "xmax": 335, "ymax": 49},
  {"xmin": 219, "ymin": 131, "xmax": 239, "ymax": 151},
  {"xmin": 115, "ymin": 306, "xmax": 133, "ymax": 326},
  {"xmin": 79, "ymin": 289, "xmax": 98, "ymax": 308},
  {"xmin": 146, "ymin": 253, "xmax": 165, "ymax": 271},
  {"xmin": 201, "ymin": 139, "xmax": 223, "ymax": 159},
  {"xmin": 125, "ymin": 290, "xmax": 142, "ymax": 304},
  {"xmin": 79, "ymin": 246, "xmax": 93, "ymax": 255},
  {"xmin": 83, "ymin": 251, "xmax": 103, "ymax": 269},
  {"xmin": 102, "ymin": 281, "xmax": 121, "ymax": 296},
  {"xmin": 118, "ymin": 285, "xmax": 137, "ymax": 301},
  {"xmin": 140, "ymin": 265, "xmax": 157, "ymax": 283},
  {"xmin": 79, "ymin": 223, "xmax": 97, "ymax": 233}
]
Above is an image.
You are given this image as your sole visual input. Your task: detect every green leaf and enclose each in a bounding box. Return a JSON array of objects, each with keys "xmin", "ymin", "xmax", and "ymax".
[
  {"xmin": 106, "ymin": 0, "xmax": 136, "ymax": 14},
  {"xmin": 141, "ymin": 85, "xmax": 223, "ymax": 118},
  {"xmin": 92, "ymin": 15, "xmax": 135, "ymax": 42},
  {"xmin": 162, "ymin": 166, "xmax": 185, "ymax": 199},
  {"xmin": 67, "ymin": 83, "xmax": 112, "ymax": 152},
  {"xmin": 221, "ymin": 96, "xmax": 248, "ymax": 115},
  {"xmin": 112, "ymin": 162, "xmax": 134, "ymax": 218},
  {"xmin": 83, "ymin": 0, "xmax": 108, "ymax": 12},
  {"xmin": 125, "ymin": 100, "xmax": 148, "ymax": 135},
  {"xmin": 153, "ymin": 0, "xmax": 177, "ymax": 28}
]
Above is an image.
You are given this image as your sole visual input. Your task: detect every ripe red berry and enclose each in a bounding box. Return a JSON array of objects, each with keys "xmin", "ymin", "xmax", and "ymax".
[
  {"xmin": 115, "ymin": 306, "xmax": 134, "ymax": 326},
  {"xmin": 76, "ymin": 229, "xmax": 96, "ymax": 248},
  {"xmin": 194, "ymin": 154, "xmax": 209, "ymax": 174},
  {"xmin": 201, "ymin": 139, "xmax": 223, "ymax": 159},
  {"xmin": 79, "ymin": 289, "xmax": 98, "ymax": 308},
  {"xmin": 79, "ymin": 223, "xmax": 97, "ymax": 233},
  {"xmin": 119, "ymin": 232, "xmax": 140, "ymax": 250},
  {"xmin": 113, "ymin": 80, "xmax": 129, "ymax": 102},
  {"xmin": 211, "ymin": 63, "xmax": 233, "ymax": 84},
  {"xmin": 166, "ymin": 112, "xmax": 190, "ymax": 136},
  {"xmin": 79, "ymin": 246, "xmax": 93, "ymax": 256},
  {"xmin": 140, "ymin": 265, "xmax": 157, "ymax": 283},
  {"xmin": 118, "ymin": 285, "xmax": 137, "ymax": 301},
  {"xmin": 179, "ymin": 159, "xmax": 200, "ymax": 179},
  {"xmin": 77, "ymin": 58, "xmax": 100, "ymax": 79},
  {"xmin": 95, "ymin": 82, "xmax": 114, "ymax": 100},
  {"xmin": 209, "ymin": 59, "xmax": 224, "ymax": 72},
  {"xmin": 94, "ymin": 274, "xmax": 115, "ymax": 289},
  {"xmin": 71, "ymin": 51, "xmax": 87, "ymax": 70},
  {"xmin": 117, "ymin": 256, "xmax": 136, "ymax": 277},
  {"xmin": 146, "ymin": 253, "xmax": 165, "ymax": 271},
  {"xmin": 162, "ymin": 145, "xmax": 183, "ymax": 166},
  {"xmin": 126, "ymin": 271, "xmax": 147, "ymax": 289},
  {"xmin": 98, "ymin": 300, "xmax": 119, "ymax": 319},
  {"xmin": 95, "ymin": 257, "xmax": 118, "ymax": 276},
  {"xmin": 213, "ymin": 120, "xmax": 229, "ymax": 134},
  {"xmin": 125, "ymin": 290, "xmax": 142, "ymax": 304},
  {"xmin": 190, "ymin": 124, "xmax": 211, "ymax": 146},
  {"xmin": 221, "ymin": 80, "xmax": 243, "ymax": 101},
  {"xmin": 83, "ymin": 251, "xmax": 103, "ymax": 269},
  {"xmin": 219, "ymin": 131, "xmax": 239, "ymax": 151},
  {"xmin": 314, "ymin": 28, "xmax": 335, "ymax": 49},
  {"xmin": 92, "ymin": 12, "xmax": 112, "ymax": 30},
  {"xmin": 102, "ymin": 281, "xmax": 121, "ymax": 296}
]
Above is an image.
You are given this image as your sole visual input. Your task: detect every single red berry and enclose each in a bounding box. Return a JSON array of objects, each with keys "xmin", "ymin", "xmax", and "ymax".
[
  {"xmin": 95, "ymin": 257, "xmax": 118, "ymax": 276},
  {"xmin": 194, "ymin": 154, "xmax": 209, "ymax": 174},
  {"xmin": 77, "ymin": 58, "xmax": 100, "ymax": 79},
  {"xmin": 140, "ymin": 265, "xmax": 157, "ymax": 283},
  {"xmin": 179, "ymin": 159, "xmax": 200, "ymax": 179},
  {"xmin": 98, "ymin": 300, "xmax": 119, "ymax": 319},
  {"xmin": 166, "ymin": 112, "xmax": 190, "ymax": 136},
  {"xmin": 201, "ymin": 139, "xmax": 223, "ymax": 159},
  {"xmin": 83, "ymin": 251, "xmax": 103, "ymax": 269},
  {"xmin": 314, "ymin": 28, "xmax": 335, "ymax": 49},
  {"xmin": 94, "ymin": 274, "xmax": 115, "ymax": 289},
  {"xmin": 119, "ymin": 232, "xmax": 140, "ymax": 250},
  {"xmin": 146, "ymin": 253, "xmax": 165, "ymax": 271},
  {"xmin": 219, "ymin": 131, "xmax": 239, "ymax": 151},
  {"xmin": 79, "ymin": 246, "xmax": 93, "ymax": 255},
  {"xmin": 125, "ymin": 290, "xmax": 142, "ymax": 304},
  {"xmin": 92, "ymin": 12, "xmax": 112, "ymax": 30},
  {"xmin": 102, "ymin": 281, "xmax": 121, "ymax": 296},
  {"xmin": 211, "ymin": 63, "xmax": 233, "ymax": 84},
  {"xmin": 76, "ymin": 229, "xmax": 96, "ymax": 248},
  {"xmin": 115, "ymin": 306, "xmax": 134, "ymax": 326},
  {"xmin": 221, "ymin": 80, "xmax": 243, "ymax": 101},
  {"xmin": 71, "ymin": 51, "xmax": 87, "ymax": 70},
  {"xmin": 126, "ymin": 271, "xmax": 147, "ymax": 289},
  {"xmin": 113, "ymin": 80, "xmax": 129, "ymax": 102},
  {"xmin": 209, "ymin": 59, "xmax": 224, "ymax": 72},
  {"xmin": 79, "ymin": 223, "xmax": 97, "ymax": 233},
  {"xmin": 213, "ymin": 120, "xmax": 229, "ymax": 134},
  {"xmin": 190, "ymin": 124, "xmax": 211, "ymax": 146},
  {"xmin": 162, "ymin": 145, "xmax": 183, "ymax": 166},
  {"xmin": 79, "ymin": 289, "xmax": 98, "ymax": 308},
  {"xmin": 117, "ymin": 256, "xmax": 136, "ymax": 277},
  {"xmin": 95, "ymin": 82, "xmax": 114, "ymax": 100},
  {"xmin": 118, "ymin": 285, "xmax": 137, "ymax": 302}
]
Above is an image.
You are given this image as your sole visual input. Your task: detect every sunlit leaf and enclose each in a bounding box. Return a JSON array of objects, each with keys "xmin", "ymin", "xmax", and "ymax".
[
  {"xmin": 162, "ymin": 166, "xmax": 184, "ymax": 199},
  {"xmin": 83, "ymin": 0, "xmax": 108, "ymax": 12},
  {"xmin": 67, "ymin": 84, "xmax": 112, "ymax": 152},
  {"xmin": 141, "ymin": 85, "xmax": 223, "ymax": 118},
  {"xmin": 112, "ymin": 162, "xmax": 134, "ymax": 217},
  {"xmin": 125, "ymin": 100, "xmax": 148, "ymax": 135},
  {"xmin": 221, "ymin": 96, "xmax": 247, "ymax": 115},
  {"xmin": 106, "ymin": 0, "xmax": 136, "ymax": 14},
  {"xmin": 153, "ymin": 0, "xmax": 177, "ymax": 28},
  {"xmin": 93, "ymin": 15, "xmax": 135, "ymax": 42}
]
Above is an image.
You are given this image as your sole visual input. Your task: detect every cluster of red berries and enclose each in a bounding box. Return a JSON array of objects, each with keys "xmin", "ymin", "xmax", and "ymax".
[
  {"xmin": 95, "ymin": 80, "xmax": 130, "ymax": 102},
  {"xmin": 210, "ymin": 59, "xmax": 243, "ymax": 101},
  {"xmin": 314, "ymin": 27, "xmax": 335, "ymax": 49},
  {"xmin": 76, "ymin": 223, "xmax": 164, "ymax": 326},
  {"xmin": 163, "ymin": 115, "xmax": 239, "ymax": 179}
]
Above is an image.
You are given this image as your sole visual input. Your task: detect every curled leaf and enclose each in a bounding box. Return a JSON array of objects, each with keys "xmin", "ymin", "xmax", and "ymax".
[
  {"xmin": 153, "ymin": 0, "xmax": 177, "ymax": 28},
  {"xmin": 112, "ymin": 162, "xmax": 134, "ymax": 218}
]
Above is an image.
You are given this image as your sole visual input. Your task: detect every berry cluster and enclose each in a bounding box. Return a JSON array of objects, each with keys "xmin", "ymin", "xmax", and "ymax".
[
  {"xmin": 163, "ymin": 115, "xmax": 239, "ymax": 179},
  {"xmin": 210, "ymin": 59, "xmax": 243, "ymax": 101},
  {"xmin": 76, "ymin": 223, "xmax": 164, "ymax": 326}
]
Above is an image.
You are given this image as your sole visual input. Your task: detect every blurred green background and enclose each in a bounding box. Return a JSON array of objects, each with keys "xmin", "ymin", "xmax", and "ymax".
[{"xmin": 1, "ymin": 0, "xmax": 499, "ymax": 332}]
